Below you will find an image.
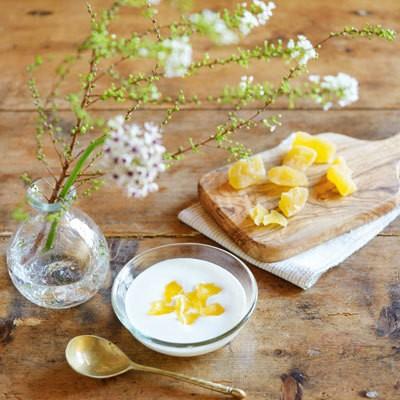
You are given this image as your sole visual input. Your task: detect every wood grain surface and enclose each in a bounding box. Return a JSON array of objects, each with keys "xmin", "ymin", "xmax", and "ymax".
[
  {"xmin": 199, "ymin": 133, "xmax": 400, "ymax": 261},
  {"xmin": 1, "ymin": 1, "xmax": 400, "ymax": 399},
  {"xmin": 2, "ymin": 236, "xmax": 400, "ymax": 400},
  {"xmin": 1, "ymin": 0, "xmax": 400, "ymax": 111}
]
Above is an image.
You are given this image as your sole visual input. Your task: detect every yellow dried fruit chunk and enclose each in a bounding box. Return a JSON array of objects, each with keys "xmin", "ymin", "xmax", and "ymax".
[
  {"xmin": 249, "ymin": 205, "xmax": 287, "ymax": 227},
  {"xmin": 333, "ymin": 156, "xmax": 352, "ymax": 175},
  {"xmin": 246, "ymin": 155, "xmax": 266, "ymax": 181},
  {"xmin": 228, "ymin": 155, "xmax": 266, "ymax": 189},
  {"xmin": 186, "ymin": 290, "xmax": 203, "ymax": 309},
  {"xmin": 175, "ymin": 295, "xmax": 200, "ymax": 325},
  {"xmin": 278, "ymin": 187, "xmax": 309, "ymax": 217},
  {"xmin": 228, "ymin": 160, "xmax": 253, "ymax": 189},
  {"xmin": 196, "ymin": 283, "xmax": 222, "ymax": 303},
  {"xmin": 292, "ymin": 131, "xmax": 336, "ymax": 164},
  {"xmin": 262, "ymin": 210, "xmax": 288, "ymax": 227},
  {"xmin": 163, "ymin": 280, "xmax": 183, "ymax": 303},
  {"xmin": 268, "ymin": 165, "xmax": 308, "ymax": 187},
  {"xmin": 148, "ymin": 300, "xmax": 175, "ymax": 315},
  {"xmin": 283, "ymin": 145, "xmax": 317, "ymax": 171},
  {"xmin": 179, "ymin": 312, "xmax": 200, "ymax": 325},
  {"xmin": 249, "ymin": 204, "xmax": 268, "ymax": 226},
  {"xmin": 148, "ymin": 281, "xmax": 225, "ymax": 325},
  {"xmin": 202, "ymin": 303, "xmax": 225, "ymax": 316},
  {"xmin": 326, "ymin": 157, "xmax": 357, "ymax": 196}
]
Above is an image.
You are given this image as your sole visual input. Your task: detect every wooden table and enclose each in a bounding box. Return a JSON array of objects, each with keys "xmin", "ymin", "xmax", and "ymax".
[{"xmin": 1, "ymin": 1, "xmax": 400, "ymax": 399}]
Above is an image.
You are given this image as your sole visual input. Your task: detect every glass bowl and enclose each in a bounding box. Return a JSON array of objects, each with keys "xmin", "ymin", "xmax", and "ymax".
[{"xmin": 112, "ymin": 243, "xmax": 258, "ymax": 357}]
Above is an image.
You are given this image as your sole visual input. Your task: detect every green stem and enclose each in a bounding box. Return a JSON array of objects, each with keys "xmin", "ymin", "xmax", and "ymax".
[
  {"xmin": 59, "ymin": 135, "xmax": 107, "ymax": 200},
  {"xmin": 44, "ymin": 134, "xmax": 107, "ymax": 251},
  {"xmin": 44, "ymin": 219, "xmax": 59, "ymax": 252}
]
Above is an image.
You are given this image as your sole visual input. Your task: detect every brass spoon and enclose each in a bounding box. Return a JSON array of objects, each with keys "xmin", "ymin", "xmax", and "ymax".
[{"xmin": 66, "ymin": 335, "xmax": 246, "ymax": 398}]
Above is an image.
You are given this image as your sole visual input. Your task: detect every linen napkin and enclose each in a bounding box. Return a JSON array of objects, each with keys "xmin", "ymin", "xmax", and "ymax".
[{"xmin": 178, "ymin": 203, "xmax": 400, "ymax": 289}]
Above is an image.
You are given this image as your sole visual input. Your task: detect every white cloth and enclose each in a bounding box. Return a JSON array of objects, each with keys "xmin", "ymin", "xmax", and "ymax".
[{"xmin": 178, "ymin": 203, "xmax": 400, "ymax": 289}]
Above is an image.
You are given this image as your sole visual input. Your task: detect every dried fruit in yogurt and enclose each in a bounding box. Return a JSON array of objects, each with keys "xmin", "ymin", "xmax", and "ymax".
[{"xmin": 148, "ymin": 281, "xmax": 225, "ymax": 325}]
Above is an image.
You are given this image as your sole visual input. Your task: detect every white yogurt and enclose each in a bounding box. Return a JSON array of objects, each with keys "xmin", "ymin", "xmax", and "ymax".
[{"xmin": 125, "ymin": 258, "xmax": 247, "ymax": 345}]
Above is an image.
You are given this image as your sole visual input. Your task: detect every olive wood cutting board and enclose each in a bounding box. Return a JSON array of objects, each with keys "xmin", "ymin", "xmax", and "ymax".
[{"xmin": 198, "ymin": 132, "xmax": 400, "ymax": 262}]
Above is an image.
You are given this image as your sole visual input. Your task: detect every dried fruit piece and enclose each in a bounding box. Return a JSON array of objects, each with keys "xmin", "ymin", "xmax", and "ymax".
[
  {"xmin": 292, "ymin": 131, "xmax": 336, "ymax": 164},
  {"xmin": 278, "ymin": 187, "xmax": 309, "ymax": 217},
  {"xmin": 249, "ymin": 204, "xmax": 268, "ymax": 226},
  {"xmin": 202, "ymin": 303, "xmax": 225, "ymax": 316},
  {"xmin": 196, "ymin": 283, "xmax": 222, "ymax": 304},
  {"xmin": 148, "ymin": 300, "xmax": 175, "ymax": 315},
  {"xmin": 228, "ymin": 160, "xmax": 253, "ymax": 189},
  {"xmin": 249, "ymin": 205, "xmax": 288, "ymax": 227},
  {"xmin": 246, "ymin": 155, "xmax": 267, "ymax": 181},
  {"xmin": 268, "ymin": 165, "xmax": 308, "ymax": 187},
  {"xmin": 178, "ymin": 312, "xmax": 200, "ymax": 325},
  {"xmin": 333, "ymin": 156, "xmax": 352, "ymax": 175},
  {"xmin": 175, "ymin": 295, "xmax": 200, "ymax": 325},
  {"xmin": 163, "ymin": 280, "xmax": 183, "ymax": 303},
  {"xmin": 262, "ymin": 210, "xmax": 288, "ymax": 227},
  {"xmin": 326, "ymin": 157, "xmax": 357, "ymax": 196},
  {"xmin": 186, "ymin": 290, "xmax": 203, "ymax": 310},
  {"xmin": 228, "ymin": 155, "xmax": 266, "ymax": 189},
  {"xmin": 282, "ymin": 145, "xmax": 317, "ymax": 171},
  {"xmin": 148, "ymin": 281, "xmax": 225, "ymax": 325}
]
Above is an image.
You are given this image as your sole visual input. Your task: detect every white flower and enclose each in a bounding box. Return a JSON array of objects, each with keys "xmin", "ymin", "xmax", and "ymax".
[
  {"xmin": 308, "ymin": 74, "xmax": 320, "ymax": 84},
  {"xmin": 107, "ymin": 114, "xmax": 125, "ymax": 131},
  {"xmin": 309, "ymin": 73, "xmax": 359, "ymax": 110},
  {"xmin": 218, "ymin": 29, "xmax": 239, "ymax": 45},
  {"xmin": 189, "ymin": 10, "xmax": 239, "ymax": 45},
  {"xmin": 147, "ymin": 0, "xmax": 161, "ymax": 5},
  {"xmin": 320, "ymin": 73, "xmax": 359, "ymax": 107},
  {"xmin": 239, "ymin": 75, "xmax": 254, "ymax": 90},
  {"xmin": 104, "ymin": 116, "xmax": 166, "ymax": 198},
  {"xmin": 160, "ymin": 36, "xmax": 192, "ymax": 78},
  {"xmin": 239, "ymin": 1, "xmax": 275, "ymax": 36},
  {"xmin": 252, "ymin": 0, "xmax": 276, "ymax": 25},
  {"xmin": 138, "ymin": 47, "xmax": 149, "ymax": 57},
  {"xmin": 239, "ymin": 10, "xmax": 259, "ymax": 35},
  {"xmin": 287, "ymin": 35, "xmax": 317, "ymax": 65}
]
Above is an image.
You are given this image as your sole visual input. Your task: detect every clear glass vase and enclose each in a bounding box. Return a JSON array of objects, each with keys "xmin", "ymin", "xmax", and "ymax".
[{"xmin": 7, "ymin": 178, "xmax": 110, "ymax": 309}]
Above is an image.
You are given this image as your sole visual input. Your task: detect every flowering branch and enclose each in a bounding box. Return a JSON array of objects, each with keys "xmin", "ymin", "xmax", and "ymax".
[
  {"xmin": 162, "ymin": 26, "xmax": 393, "ymax": 160},
  {"xmin": 21, "ymin": 0, "xmax": 396, "ymax": 251},
  {"xmin": 166, "ymin": 64, "xmax": 304, "ymax": 161}
]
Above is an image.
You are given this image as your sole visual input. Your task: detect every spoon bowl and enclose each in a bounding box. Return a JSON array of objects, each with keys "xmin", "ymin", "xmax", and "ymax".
[
  {"xmin": 66, "ymin": 335, "xmax": 132, "ymax": 378},
  {"xmin": 66, "ymin": 335, "xmax": 246, "ymax": 398}
]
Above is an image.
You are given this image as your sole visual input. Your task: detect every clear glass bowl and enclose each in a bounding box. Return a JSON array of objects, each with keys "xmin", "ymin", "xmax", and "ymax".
[{"xmin": 112, "ymin": 243, "xmax": 258, "ymax": 357}]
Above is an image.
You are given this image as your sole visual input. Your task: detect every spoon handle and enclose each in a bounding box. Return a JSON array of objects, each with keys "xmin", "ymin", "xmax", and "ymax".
[{"xmin": 130, "ymin": 362, "xmax": 246, "ymax": 398}]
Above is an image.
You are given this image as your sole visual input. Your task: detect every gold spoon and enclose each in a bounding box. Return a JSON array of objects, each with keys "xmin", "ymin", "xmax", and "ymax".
[{"xmin": 66, "ymin": 335, "xmax": 246, "ymax": 399}]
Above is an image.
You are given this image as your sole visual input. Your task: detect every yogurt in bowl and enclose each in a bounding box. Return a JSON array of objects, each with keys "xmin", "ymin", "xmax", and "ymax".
[{"xmin": 112, "ymin": 243, "xmax": 258, "ymax": 357}]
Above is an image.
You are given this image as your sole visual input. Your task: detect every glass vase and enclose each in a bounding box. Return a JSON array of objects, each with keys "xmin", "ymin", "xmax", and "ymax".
[{"xmin": 7, "ymin": 178, "xmax": 110, "ymax": 309}]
